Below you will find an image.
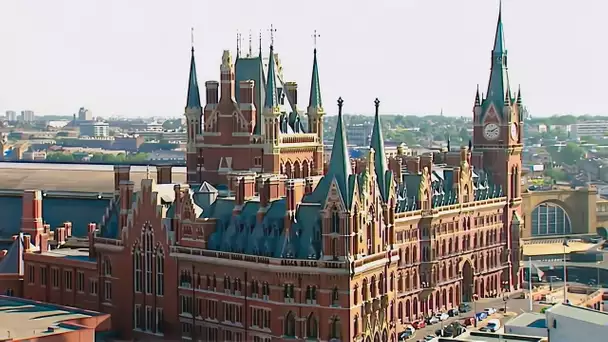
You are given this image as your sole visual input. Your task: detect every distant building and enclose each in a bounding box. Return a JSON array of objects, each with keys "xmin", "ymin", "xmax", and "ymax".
[
  {"xmin": 5, "ymin": 110, "xmax": 16, "ymax": 121},
  {"xmin": 345, "ymin": 123, "xmax": 372, "ymax": 146},
  {"xmin": 20, "ymin": 110, "xmax": 35, "ymax": 122},
  {"xmin": 78, "ymin": 107, "xmax": 93, "ymax": 121},
  {"xmin": 571, "ymin": 121, "xmax": 608, "ymax": 140},
  {"xmin": 546, "ymin": 303, "xmax": 608, "ymax": 342},
  {"xmin": 80, "ymin": 121, "xmax": 109, "ymax": 137}
]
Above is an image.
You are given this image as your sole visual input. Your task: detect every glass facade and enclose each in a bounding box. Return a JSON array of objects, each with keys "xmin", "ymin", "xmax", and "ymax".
[{"xmin": 531, "ymin": 202, "xmax": 572, "ymax": 236}]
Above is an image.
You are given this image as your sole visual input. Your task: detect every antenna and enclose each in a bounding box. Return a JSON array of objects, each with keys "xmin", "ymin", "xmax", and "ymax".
[
  {"xmin": 258, "ymin": 30, "xmax": 262, "ymax": 55},
  {"xmin": 248, "ymin": 30, "xmax": 252, "ymax": 57},
  {"xmin": 312, "ymin": 30, "xmax": 320, "ymax": 50},
  {"xmin": 268, "ymin": 24, "xmax": 277, "ymax": 47},
  {"xmin": 236, "ymin": 31, "xmax": 241, "ymax": 57}
]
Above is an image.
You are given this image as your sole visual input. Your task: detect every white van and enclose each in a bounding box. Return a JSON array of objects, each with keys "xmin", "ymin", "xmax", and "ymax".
[{"xmin": 480, "ymin": 319, "xmax": 501, "ymax": 332}]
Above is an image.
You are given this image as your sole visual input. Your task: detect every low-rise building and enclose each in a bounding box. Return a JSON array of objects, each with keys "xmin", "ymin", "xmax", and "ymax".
[
  {"xmin": 0, "ymin": 295, "xmax": 111, "ymax": 341},
  {"xmin": 546, "ymin": 303, "xmax": 608, "ymax": 342},
  {"xmin": 504, "ymin": 312, "xmax": 548, "ymax": 337}
]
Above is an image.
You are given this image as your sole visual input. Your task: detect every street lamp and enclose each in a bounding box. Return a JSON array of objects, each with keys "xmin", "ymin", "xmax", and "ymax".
[{"xmin": 502, "ymin": 280, "xmax": 510, "ymax": 313}]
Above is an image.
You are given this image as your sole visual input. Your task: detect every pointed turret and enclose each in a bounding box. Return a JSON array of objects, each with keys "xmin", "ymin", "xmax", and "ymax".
[
  {"xmin": 516, "ymin": 85, "xmax": 522, "ymax": 105},
  {"xmin": 484, "ymin": 2, "xmax": 511, "ymax": 111},
  {"xmin": 474, "ymin": 84, "xmax": 481, "ymax": 106},
  {"xmin": 263, "ymin": 45, "xmax": 280, "ymax": 115},
  {"xmin": 370, "ymin": 98, "xmax": 389, "ymax": 201},
  {"xmin": 186, "ymin": 47, "xmax": 201, "ymax": 109},
  {"xmin": 327, "ymin": 97, "xmax": 351, "ymax": 198},
  {"xmin": 308, "ymin": 49, "xmax": 323, "ymax": 113}
]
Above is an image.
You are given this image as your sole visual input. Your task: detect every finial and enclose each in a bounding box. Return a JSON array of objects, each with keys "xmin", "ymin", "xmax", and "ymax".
[
  {"xmin": 190, "ymin": 27, "xmax": 195, "ymax": 52},
  {"xmin": 259, "ymin": 30, "xmax": 262, "ymax": 55},
  {"xmin": 236, "ymin": 31, "xmax": 240, "ymax": 57},
  {"xmin": 248, "ymin": 30, "xmax": 253, "ymax": 57},
  {"xmin": 468, "ymin": 139, "xmax": 473, "ymax": 151},
  {"xmin": 337, "ymin": 97, "xmax": 344, "ymax": 115},
  {"xmin": 146, "ymin": 165, "xmax": 151, "ymax": 179},
  {"xmin": 374, "ymin": 98, "xmax": 380, "ymax": 114},
  {"xmin": 268, "ymin": 24, "xmax": 277, "ymax": 47},
  {"xmin": 312, "ymin": 30, "xmax": 320, "ymax": 51}
]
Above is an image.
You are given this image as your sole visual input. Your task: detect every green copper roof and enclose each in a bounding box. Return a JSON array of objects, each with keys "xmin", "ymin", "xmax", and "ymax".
[
  {"xmin": 308, "ymin": 49, "xmax": 323, "ymax": 110},
  {"xmin": 264, "ymin": 46, "xmax": 279, "ymax": 109},
  {"xmin": 327, "ymin": 97, "xmax": 351, "ymax": 199},
  {"xmin": 186, "ymin": 48, "xmax": 201, "ymax": 109},
  {"xmin": 483, "ymin": 3, "xmax": 511, "ymax": 116},
  {"xmin": 370, "ymin": 98, "xmax": 389, "ymax": 201}
]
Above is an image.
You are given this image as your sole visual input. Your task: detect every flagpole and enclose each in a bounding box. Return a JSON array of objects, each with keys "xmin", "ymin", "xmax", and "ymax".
[
  {"xmin": 528, "ymin": 257, "xmax": 533, "ymax": 312},
  {"xmin": 563, "ymin": 238, "xmax": 568, "ymax": 303}
]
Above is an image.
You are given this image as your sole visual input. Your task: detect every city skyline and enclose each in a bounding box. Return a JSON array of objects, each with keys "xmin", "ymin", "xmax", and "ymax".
[{"xmin": 0, "ymin": 0, "xmax": 604, "ymax": 118}]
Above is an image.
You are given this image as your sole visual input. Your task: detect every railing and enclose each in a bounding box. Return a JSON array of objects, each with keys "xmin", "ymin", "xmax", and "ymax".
[
  {"xmin": 280, "ymin": 134, "xmax": 317, "ymax": 144},
  {"xmin": 94, "ymin": 237, "xmax": 124, "ymax": 247}
]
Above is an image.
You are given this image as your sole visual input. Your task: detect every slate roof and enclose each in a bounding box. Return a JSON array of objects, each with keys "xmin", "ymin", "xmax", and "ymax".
[
  {"xmin": 0, "ymin": 234, "xmax": 22, "ymax": 274},
  {"xmin": 0, "ymin": 163, "xmax": 186, "ymax": 193},
  {"xmin": 186, "ymin": 48, "xmax": 202, "ymax": 109},
  {"xmin": 0, "ymin": 194, "xmax": 110, "ymax": 238}
]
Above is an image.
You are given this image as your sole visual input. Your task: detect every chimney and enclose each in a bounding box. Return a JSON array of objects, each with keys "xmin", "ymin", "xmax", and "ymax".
[
  {"xmin": 286, "ymin": 179, "xmax": 306, "ymax": 212},
  {"xmin": 118, "ymin": 181, "xmax": 135, "ymax": 230},
  {"xmin": 239, "ymin": 80, "xmax": 256, "ymax": 131},
  {"xmin": 21, "ymin": 190, "xmax": 43, "ymax": 236},
  {"xmin": 88, "ymin": 223, "xmax": 96, "ymax": 259},
  {"xmin": 205, "ymin": 81, "xmax": 219, "ymax": 105},
  {"xmin": 55, "ymin": 227, "xmax": 66, "ymax": 245},
  {"xmin": 420, "ymin": 154, "xmax": 433, "ymax": 174},
  {"xmin": 235, "ymin": 173, "xmax": 256, "ymax": 206},
  {"xmin": 114, "ymin": 165, "xmax": 131, "ymax": 191},
  {"xmin": 405, "ymin": 156, "xmax": 421, "ymax": 174},
  {"xmin": 22, "ymin": 234, "xmax": 31, "ymax": 252},
  {"xmin": 304, "ymin": 176, "xmax": 322, "ymax": 195},
  {"xmin": 285, "ymin": 82, "xmax": 298, "ymax": 106},
  {"xmin": 219, "ymin": 50, "xmax": 235, "ymax": 102},
  {"xmin": 63, "ymin": 222, "xmax": 72, "ymax": 237},
  {"xmin": 156, "ymin": 165, "xmax": 173, "ymax": 184},
  {"xmin": 261, "ymin": 175, "xmax": 286, "ymax": 207}
]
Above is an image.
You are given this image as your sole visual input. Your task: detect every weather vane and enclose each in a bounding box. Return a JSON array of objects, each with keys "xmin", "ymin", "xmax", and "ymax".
[
  {"xmin": 312, "ymin": 30, "xmax": 320, "ymax": 49},
  {"xmin": 190, "ymin": 27, "xmax": 194, "ymax": 48}
]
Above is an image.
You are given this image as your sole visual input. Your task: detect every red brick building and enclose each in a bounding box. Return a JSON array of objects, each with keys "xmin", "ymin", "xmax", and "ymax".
[{"xmin": 0, "ymin": 7, "xmax": 525, "ymax": 342}]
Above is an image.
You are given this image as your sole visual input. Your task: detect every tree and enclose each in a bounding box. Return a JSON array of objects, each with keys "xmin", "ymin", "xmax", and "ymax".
[
  {"xmin": 544, "ymin": 168, "xmax": 568, "ymax": 182},
  {"xmin": 559, "ymin": 142, "xmax": 585, "ymax": 165}
]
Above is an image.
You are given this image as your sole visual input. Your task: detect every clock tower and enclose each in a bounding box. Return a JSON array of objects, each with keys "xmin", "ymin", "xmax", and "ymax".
[{"xmin": 472, "ymin": 3, "xmax": 524, "ymax": 290}]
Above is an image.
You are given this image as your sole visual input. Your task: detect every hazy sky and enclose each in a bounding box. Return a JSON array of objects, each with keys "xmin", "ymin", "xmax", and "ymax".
[{"xmin": 0, "ymin": 0, "xmax": 604, "ymax": 118}]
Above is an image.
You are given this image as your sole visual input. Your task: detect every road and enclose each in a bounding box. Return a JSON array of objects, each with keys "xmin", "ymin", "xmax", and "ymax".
[{"xmin": 408, "ymin": 292, "xmax": 536, "ymax": 341}]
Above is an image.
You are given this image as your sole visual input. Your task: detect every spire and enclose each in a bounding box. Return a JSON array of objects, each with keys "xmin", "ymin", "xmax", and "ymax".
[
  {"xmin": 307, "ymin": 32, "xmax": 323, "ymax": 112},
  {"xmin": 370, "ymin": 98, "xmax": 389, "ymax": 201},
  {"xmin": 327, "ymin": 97, "xmax": 351, "ymax": 197},
  {"xmin": 516, "ymin": 85, "xmax": 522, "ymax": 105},
  {"xmin": 475, "ymin": 84, "xmax": 481, "ymax": 106},
  {"xmin": 185, "ymin": 31, "xmax": 201, "ymax": 110},
  {"xmin": 263, "ymin": 45, "xmax": 279, "ymax": 112},
  {"xmin": 485, "ymin": 1, "xmax": 511, "ymax": 111},
  {"xmin": 236, "ymin": 31, "xmax": 241, "ymax": 59}
]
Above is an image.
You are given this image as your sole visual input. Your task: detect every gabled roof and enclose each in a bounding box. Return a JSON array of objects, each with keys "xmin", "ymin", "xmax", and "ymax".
[
  {"xmin": 198, "ymin": 181, "xmax": 218, "ymax": 193},
  {"xmin": 0, "ymin": 234, "xmax": 22, "ymax": 274}
]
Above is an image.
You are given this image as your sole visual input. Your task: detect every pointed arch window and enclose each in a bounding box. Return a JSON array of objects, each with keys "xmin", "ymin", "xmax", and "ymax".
[
  {"xmin": 284, "ymin": 284, "xmax": 295, "ymax": 301},
  {"xmin": 330, "ymin": 316, "xmax": 341, "ymax": 340},
  {"xmin": 262, "ymin": 282, "xmax": 270, "ymax": 299},
  {"xmin": 353, "ymin": 315, "xmax": 359, "ymax": 338},
  {"xmin": 306, "ymin": 313, "xmax": 318, "ymax": 338},
  {"xmin": 156, "ymin": 248, "xmax": 164, "ymax": 296},
  {"xmin": 306, "ymin": 286, "xmax": 317, "ymax": 303},
  {"xmin": 133, "ymin": 245, "xmax": 142, "ymax": 293},
  {"xmin": 331, "ymin": 287, "xmax": 339, "ymax": 306},
  {"xmin": 142, "ymin": 224, "xmax": 154, "ymax": 294},
  {"xmin": 331, "ymin": 206, "xmax": 340, "ymax": 234},
  {"xmin": 284, "ymin": 311, "xmax": 296, "ymax": 337},
  {"xmin": 330, "ymin": 238, "xmax": 338, "ymax": 260}
]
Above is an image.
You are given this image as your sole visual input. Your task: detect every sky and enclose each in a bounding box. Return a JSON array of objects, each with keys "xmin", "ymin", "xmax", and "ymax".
[{"xmin": 0, "ymin": 0, "xmax": 604, "ymax": 118}]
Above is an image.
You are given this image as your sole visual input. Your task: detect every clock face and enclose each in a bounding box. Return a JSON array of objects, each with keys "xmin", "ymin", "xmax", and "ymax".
[
  {"xmin": 483, "ymin": 123, "xmax": 500, "ymax": 140},
  {"xmin": 511, "ymin": 123, "xmax": 518, "ymax": 140}
]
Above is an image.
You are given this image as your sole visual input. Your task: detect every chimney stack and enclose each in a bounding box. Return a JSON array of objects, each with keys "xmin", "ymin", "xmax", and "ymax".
[
  {"xmin": 219, "ymin": 50, "xmax": 235, "ymax": 102},
  {"xmin": 114, "ymin": 165, "xmax": 131, "ymax": 191},
  {"xmin": 21, "ymin": 190, "xmax": 43, "ymax": 235},
  {"xmin": 420, "ymin": 154, "xmax": 433, "ymax": 174},
  {"xmin": 156, "ymin": 165, "xmax": 173, "ymax": 184},
  {"xmin": 239, "ymin": 80, "xmax": 257, "ymax": 131},
  {"xmin": 118, "ymin": 181, "xmax": 135, "ymax": 230},
  {"xmin": 205, "ymin": 81, "xmax": 219, "ymax": 105},
  {"xmin": 88, "ymin": 223, "xmax": 96, "ymax": 259}
]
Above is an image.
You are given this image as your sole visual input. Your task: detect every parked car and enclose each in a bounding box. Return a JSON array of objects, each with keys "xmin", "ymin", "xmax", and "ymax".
[
  {"xmin": 458, "ymin": 303, "xmax": 472, "ymax": 313},
  {"xmin": 462, "ymin": 317, "xmax": 475, "ymax": 326},
  {"xmin": 480, "ymin": 319, "xmax": 501, "ymax": 332},
  {"xmin": 435, "ymin": 312, "xmax": 449, "ymax": 321},
  {"xmin": 474, "ymin": 312, "xmax": 488, "ymax": 321},
  {"xmin": 426, "ymin": 316, "xmax": 439, "ymax": 325},
  {"xmin": 448, "ymin": 308, "xmax": 460, "ymax": 317},
  {"xmin": 412, "ymin": 320, "xmax": 426, "ymax": 329},
  {"xmin": 484, "ymin": 307, "xmax": 497, "ymax": 315},
  {"xmin": 398, "ymin": 330, "xmax": 414, "ymax": 341},
  {"xmin": 423, "ymin": 335, "xmax": 435, "ymax": 341}
]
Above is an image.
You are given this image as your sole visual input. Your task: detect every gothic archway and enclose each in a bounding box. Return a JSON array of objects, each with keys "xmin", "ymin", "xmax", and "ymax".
[
  {"xmin": 462, "ymin": 259, "xmax": 473, "ymax": 302},
  {"xmin": 374, "ymin": 332, "xmax": 380, "ymax": 342},
  {"xmin": 382, "ymin": 329, "xmax": 388, "ymax": 342}
]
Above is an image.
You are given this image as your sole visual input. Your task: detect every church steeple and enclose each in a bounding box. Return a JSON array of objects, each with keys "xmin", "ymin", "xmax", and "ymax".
[
  {"xmin": 485, "ymin": 1, "xmax": 511, "ymax": 111},
  {"xmin": 370, "ymin": 98, "xmax": 389, "ymax": 201},
  {"xmin": 186, "ymin": 47, "xmax": 201, "ymax": 110},
  {"xmin": 263, "ymin": 45, "xmax": 280, "ymax": 114},
  {"xmin": 327, "ymin": 97, "xmax": 351, "ymax": 198},
  {"xmin": 308, "ymin": 48, "xmax": 323, "ymax": 113}
]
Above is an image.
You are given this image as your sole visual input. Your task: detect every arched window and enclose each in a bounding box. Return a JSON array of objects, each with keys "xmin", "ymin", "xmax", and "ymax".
[
  {"xmin": 353, "ymin": 316, "xmax": 359, "ymax": 338},
  {"xmin": 133, "ymin": 245, "xmax": 142, "ymax": 292},
  {"xmin": 531, "ymin": 202, "xmax": 572, "ymax": 236},
  {"xmin": 332, "ymin": 287, "xmax": 339, "ymax": 306},
  {"xmin": 156, "ymin": 248, "xmax": 164, "ymax": 296},
  {"xmin": 330, "ymin": 316, "xmax": 341, "ymax": 339},
  {"xmin": 332, "ymin": 207, "xmax": 340, "ymax": 233},
  {"xmin": 284, "ymin": 311, "xmax": 296, "ymax": 337},
  {"xmin": 306, "ymin": 313, "xmax": 318, "ymax": 338},
  {"xmin": 103, "ymin": 257, "xmax": 112, "ymax": 276},
  {"xmin": 331, "ymin": 238, "xmax": 338, "ymax": 260}
]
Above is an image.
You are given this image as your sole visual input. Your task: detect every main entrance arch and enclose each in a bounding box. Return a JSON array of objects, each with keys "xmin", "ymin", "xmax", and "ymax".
[{"xmin": 461, "ymin": 260, "xmax": 473, "ymax": 302}]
